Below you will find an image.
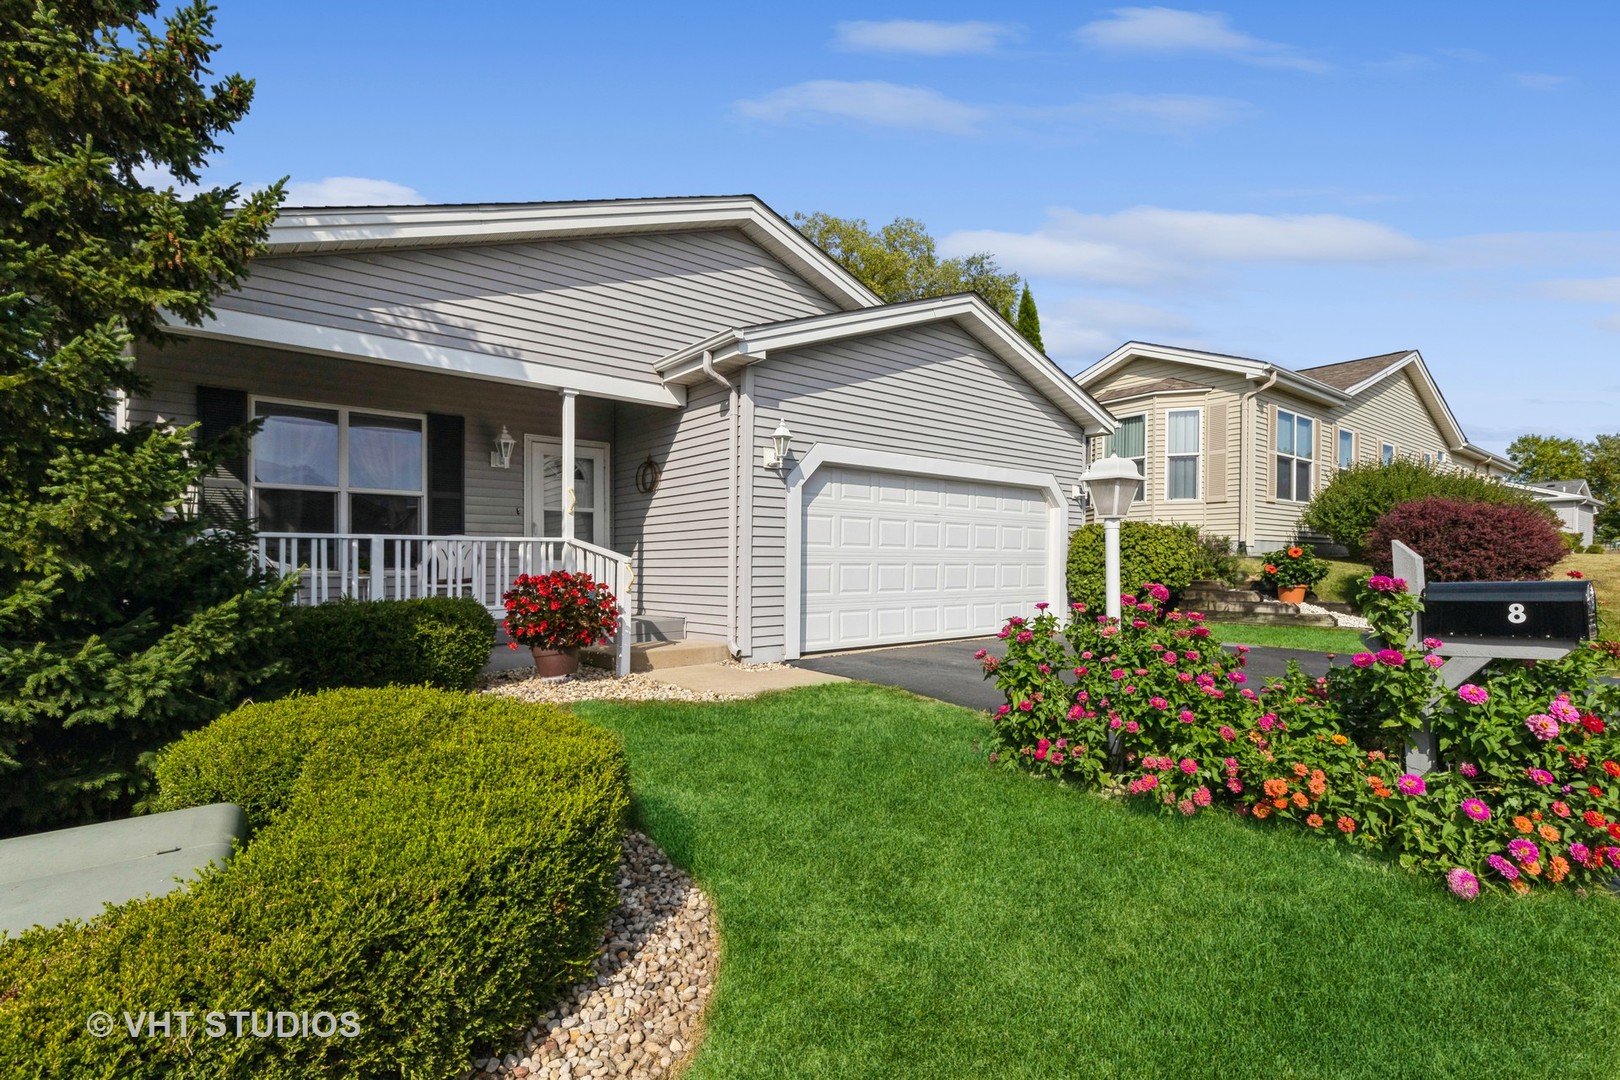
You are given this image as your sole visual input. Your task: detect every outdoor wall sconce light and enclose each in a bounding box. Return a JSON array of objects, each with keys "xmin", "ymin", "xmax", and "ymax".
[
  {"xmin": 490, "ymin": 425, "xmax": 516, "ymax": 470},
  {"xmin": 763, "ymin": 419, "xmax": 793, "ymax": 470}
]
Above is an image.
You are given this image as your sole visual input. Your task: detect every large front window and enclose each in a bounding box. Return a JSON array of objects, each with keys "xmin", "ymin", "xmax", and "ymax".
[
  {"xmin": 1274, "ymin": 409, "xmax": 1313, "ymax": 502},
  {"xmin": 1105, "ymin": 414, "xmax": 1147, "ymax": 502},
  {"xmin": 1165, "ymin": 408, "xmax": 1200, "ymax": 500},
  {"xmin": 252, "ymin": 400, "xmax": 424, "ymax": 533}
]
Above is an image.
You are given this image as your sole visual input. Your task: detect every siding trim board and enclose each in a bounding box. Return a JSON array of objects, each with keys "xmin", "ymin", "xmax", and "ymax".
[
  {"xmin": 173, "ymin": 307, "xmax": 686, "ymax": 408},
  {"xmin": 781, "ymin": 444, "xmax": 1069, "ymax": 660}
]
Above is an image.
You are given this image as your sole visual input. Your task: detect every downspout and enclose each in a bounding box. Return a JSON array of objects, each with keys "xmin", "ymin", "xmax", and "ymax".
[
  {"xmin": 1238, "ymin": 367, "xmax": 1279, "ymax": 552},
  {"xmin": 700, "ymin": 350, "xmax": 741, "ymax": 657}
]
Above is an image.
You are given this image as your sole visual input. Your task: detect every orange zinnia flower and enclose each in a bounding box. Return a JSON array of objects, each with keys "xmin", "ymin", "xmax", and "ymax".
[
  {"xmin": 1264, "ymin": 778, "xmax": 1289, "ymax": 798},
  {"xmin": 1510, "ymin": 880, "xmax": 1530, "ymax": 895},
  {"xmin": 1292, "ymin": 792, "xmax": 1309, "ymax": 809},
  {"xmin": 1330, "ymin": 734, "xmax": 1348, "ymax": 745},
  {"xmin": 1524, "ymin": 861, "xmax": 1543, "ymax": 877},
  {"xmin": 1306, "ymin": 813, "xmax": 1324, "ymax": 828},
  {"xmin": 1539, "ymin": 824, "xmax": 1560, "ymax": 842},
  {"xmin": 1513, "ymin": 815, "xmax": 1534, "ymax": 833},
  {"xmin": 1254, "ymin": 803, "xmax": 1272, "ymax": 819},
  {"xmin": 1292, "ymin": 762, "xmax": 1309, "ymax": 777},
  {"xmin": 1288, "ymin": 546, "xmax": 1304, "ymax": 558},
  {"xmin": 1273, "ymin": 796, "xmax": 1290, "ymax": 809},
  {"xmin": 1549, "ymin": 856, "xmax": 1570, "ymax": 883}
]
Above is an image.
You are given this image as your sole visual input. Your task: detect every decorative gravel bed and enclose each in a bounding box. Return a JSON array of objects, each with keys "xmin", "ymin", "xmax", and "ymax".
[
  {"xmin": 467, "ymin": 831, "xmax": 718, "ymax": 1080},
  {"xmin": 1297, "ymin": 601, "xmax": 1371, "ymax": 631},
  {"xmin": 478, "ymin": 666, "xmax": 741, "ymax": 703}
]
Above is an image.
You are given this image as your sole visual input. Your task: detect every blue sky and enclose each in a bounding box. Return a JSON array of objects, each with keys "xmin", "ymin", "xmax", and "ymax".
[{"xmin": 202, "ymin": 3, "xmax": 1620, "ymax": 452}]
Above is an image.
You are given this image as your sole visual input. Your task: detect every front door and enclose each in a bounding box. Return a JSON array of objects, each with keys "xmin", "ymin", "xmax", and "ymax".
[{"xmin": 525, "ymin": 437, "xmax": 610, "ymax": 547}]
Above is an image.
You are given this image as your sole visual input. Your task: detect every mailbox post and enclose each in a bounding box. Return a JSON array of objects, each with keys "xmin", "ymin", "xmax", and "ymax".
[{"xmin": 1385, "ymin": 540, "xmax": 1596, "ymax": 774}]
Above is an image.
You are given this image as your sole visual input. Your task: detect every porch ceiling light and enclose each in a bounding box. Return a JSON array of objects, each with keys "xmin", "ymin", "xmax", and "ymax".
[
  {"xmin": 1080, "ymin": 454, "xmax": 1143, "ymax": 520},
  {"xmin": 491, "ymin": 425, "xmax": 517, "ymax": 470},
  {"xmin": 763, "ymin": 419, "xmax": 793, "ymax": 470}
]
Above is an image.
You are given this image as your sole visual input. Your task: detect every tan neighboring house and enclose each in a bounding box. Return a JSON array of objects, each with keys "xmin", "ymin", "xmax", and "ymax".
[{"xmin": 1073, "ymin": 342, "xmax": 1515, "ymax": 552}]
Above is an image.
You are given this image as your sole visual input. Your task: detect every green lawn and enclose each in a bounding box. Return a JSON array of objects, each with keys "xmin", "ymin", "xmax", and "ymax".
[
  {"xmin": 1203, "ymin": 621, "xmax": 1368, "ymax": 653},
  {"xmin": 578, "ymin": 684, "xmax": 1620, "ymax": 1079}
]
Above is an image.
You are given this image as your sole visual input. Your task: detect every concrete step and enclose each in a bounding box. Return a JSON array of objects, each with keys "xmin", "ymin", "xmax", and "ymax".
[
  {"xmin": 1177, "ymin": 593, "xmax": 1340, "ymax": 629},
  {"xmin": 1183, "ymin": 584, "xmax": 1263, "ymax": 604},
  {"xmin": 581, "ymin": 638, "xmax": 731, "ymax": 673}
]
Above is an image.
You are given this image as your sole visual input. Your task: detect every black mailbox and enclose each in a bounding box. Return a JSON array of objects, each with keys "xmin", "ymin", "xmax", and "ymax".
[{"xmin": 1420, "ymin": 580, "xmax": 1598, "ymax": 642}]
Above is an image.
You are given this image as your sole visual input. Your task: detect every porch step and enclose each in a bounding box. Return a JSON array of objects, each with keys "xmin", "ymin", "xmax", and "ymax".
[
  {"xmin": 633, "ymin": 615, "xmax": 686, "ymax": 643},
  {"xmin": 581, "ymin": 639, "xmax": 731, "ymax": 673},
  {"xmin": 1177, "ymin": 582, "xmax": 1339, "ymax": 628}
]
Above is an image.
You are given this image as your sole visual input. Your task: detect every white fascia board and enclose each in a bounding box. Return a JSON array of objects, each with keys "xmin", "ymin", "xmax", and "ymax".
[
  {"xmin": 1076, "ymin": 342, "xmax": 1269, "ymax": 387},
  {"xmin": 167, "ymin": 308, "xmax": 685, "ymax": 408},
  {"xmin": 1094, "ymin": 384, "xmax": 1213, "ymax": 407},
  {"xmin": 263, "ymin": 196, "xmax": 883, "ymax": 312}
]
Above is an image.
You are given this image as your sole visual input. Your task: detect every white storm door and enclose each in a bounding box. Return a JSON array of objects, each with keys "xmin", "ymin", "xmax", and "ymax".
[
  {"xmin": 801, "ymin": 467, "xmax": 1050, "ymax": 652},
  {"xmin": 526, "ymin": 438, "xmax": 609, "ymax": 547}
]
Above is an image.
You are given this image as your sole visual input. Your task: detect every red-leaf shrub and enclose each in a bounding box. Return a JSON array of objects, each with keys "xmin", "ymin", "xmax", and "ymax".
[{"xmin": 1365, "ymin": 497, "xmax": 1567, "ymax": 581}]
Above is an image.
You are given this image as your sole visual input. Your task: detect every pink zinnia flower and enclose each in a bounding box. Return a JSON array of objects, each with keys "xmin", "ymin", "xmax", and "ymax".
[
  {"xmin": 1150, "ymin": 696, "xmax": 1170, "ymax": 710},
  {"xmin": 1446, "ymin": 867, "xmax": 1479, "ymax": 899},
  {"xmin": 1162, "ymin": 651, "xmax": 1178, "ymax": 664},
  {"xmin": 1458, "ymin": 762, "xmax": 1479, "ymax": 778},
  {"xmin": 1018, "ymin": 700, "xmax": 1033, "ymax": 712},
  {"xmin": 1508, "ymin": 838, "xmax": 1540, "ymax": 865},
  {"xmin": 1035, "ymin": 602, "xmax": 1050, "ymax": 611},
  {"xmin": 1258, "ymin": 713, "xmax": 1278, "ymax": 732},
  {"xmin": 1218, "ymin": 725, "xmax": 1237, "ymax": 741},
  {"xmin": 1352, "ymin": 653, "xmax": 1375, "ymax": 668},
  {"xmin": 1457, "ymin": 684, "xmax": 1489, "ymax": 705},
  {"xmin": 1228, "ymin": 671, "xmax": 1247, "ymax": 684},
  {"xmin": 1193, "ymin": 786, "xmax": 1212, "ymax": 807},
  {"xmin": 1424, "ymin": 655, "xmax": 1444, "ymax": 668},
  {"xmin": 1179, "ymin": 709, "xmax": 1196, "ymax": 724},
  {"xmin": 1016, "ymin": 631, "xmax": 1034, "ymax": 643},
  {"xmin": 1110, "ymin": 668, "xmax": 1127, "ymax": 680},
  {"xmin": 1149, "ymin": 583, "xmax": 1171, "ymax": 601},
  {"xmin": 1485, "ymin": 853, "xmax": 1519, "ymax": 880},
  {"xmin": 1570, "ymin": 842, "xmax": 1591, "ymax": 863},
  {"xmin": 1527, "ymin": 768, "xmax": 1556, "ymax": 787},
  {"xmin": 1179, "ymin": 758, "xmax": 1198, "ymax": 775},
  {"xmin": 1109, "ymin": 717, "xmax": 1122, "ymax": 730},
  {"xmin": 1525, "ymin": 713, "xmax": 1560, "ymax": 742},
  {"xmin": 1377, "ymin": 649, "xmax": 1407, "ymax": 666},
  {"xmin": 1124, "ymin": 720, "xmax": 1140, "ymax": 734},
  {"xmin": 1423, "ymin": 637, "xmax": 1443, "ymax": 651},
  {"xmin": 1178, "ymin": 672, "xmax": 1194, "ymax": 683},
  {"xmin": 1178, "ymin": 798, "xmax": 1196, "ymax": 816},
  {"xmin": 1549, "ymin": 695, "xmax": 1581, "ymax": 724},
  {"xmin": 1396, "ymin": 773, "xmax": 1427, "ymax": 796},
  {"xmin": 973, "ymin": 649, "xmax": 988, "ymax": 659},
  {"xmin": 1462, "ymin": 798, "xmax": 1492, "ymax": 822}
]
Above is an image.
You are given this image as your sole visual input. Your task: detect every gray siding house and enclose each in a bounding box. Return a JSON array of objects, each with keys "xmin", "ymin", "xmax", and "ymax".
[{"xmin": 131, "ymin": 196, "xmax": 1114, "ymax": 667}]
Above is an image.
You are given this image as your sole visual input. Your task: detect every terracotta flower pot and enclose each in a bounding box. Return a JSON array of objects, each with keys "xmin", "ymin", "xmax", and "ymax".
[
  {"xmin": 530, "ymin": 646, "xmax": 581, "ymax": 680},
  {"xmin": 1277, "ymin": 585, "xmax": 1307, "ymax": 604}
]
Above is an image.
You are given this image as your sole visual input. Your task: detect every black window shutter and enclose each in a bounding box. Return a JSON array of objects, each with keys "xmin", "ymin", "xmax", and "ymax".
[
  {"xmin": 195, "ymin": 386, "xmax": 248, "ymax": 527},
  {"xmin": 426, "ymin": 413, "xmax": 465, "ymax": 535}
]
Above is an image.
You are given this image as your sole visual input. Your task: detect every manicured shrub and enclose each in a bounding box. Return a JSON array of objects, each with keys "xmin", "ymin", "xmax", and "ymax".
[
  {"xmin": 981, "ymin": 577, "xmax": 1620, "ymax": 897},
  {"xmin": 0, "ymin": 687, "xmax": 629, "ymax": 1078},
  {"xmin": 1191, "ymin": 532, "xmax": 1247, "ymax": 588},
  {"xmin": 278, "ymin": 596, "xmax": 496, "ymax": 693},
  {"xmin": 1364, "ymin": 497, "xmax": 1567, "ymax": 581},
  {"xmin": 1300, "ymin": 459, "xmax": 1551, "ymax": 557},
  {"xmin": 1586, "ymin": 543, "xmax": 1606, "ymax": 555},
  {"xmin": 1561, "ymin": 531, "xmax": 1585, "ymax": 552},
  {"xmin": 1066, "ymin": 521, "xmax": 1205, "ymax": 610}
]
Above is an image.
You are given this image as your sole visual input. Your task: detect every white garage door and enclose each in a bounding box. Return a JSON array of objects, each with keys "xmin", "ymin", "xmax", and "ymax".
[{"xmin": 801, "ymin": 467, "xmax": 1051, "ymax": 652}]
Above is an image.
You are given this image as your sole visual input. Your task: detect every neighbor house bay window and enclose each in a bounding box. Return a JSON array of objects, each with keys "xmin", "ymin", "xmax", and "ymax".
[
  {"xmin": 1105, "ymin": 414, "xmax": 1147, "ymax": 502},
  {"xmin": 1274, "ymin": 409, "xmax": 1313, "ymax": 502},
  {"xmin": 252, "ymin": 400, "xmax": 424, "ymax": 533},
  {"xmin": 1166, "ymin": 409, "xmax": 1200, "ymax": 500}
]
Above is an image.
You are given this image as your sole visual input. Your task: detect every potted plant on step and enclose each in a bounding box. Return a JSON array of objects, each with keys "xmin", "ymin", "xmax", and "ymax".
[
  {"xmin": 501, "ymin": 570, "xmax": 621, "ymax": 680},
  {"xmin": 1258, "ymin": 543, "xmax": 1329, "ymax": 604}
]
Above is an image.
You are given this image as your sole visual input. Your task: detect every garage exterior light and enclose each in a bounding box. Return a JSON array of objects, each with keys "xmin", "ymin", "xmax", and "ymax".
[{"xmin": 764, "ymin": 419, "xmax": 793, "ymax": 470}]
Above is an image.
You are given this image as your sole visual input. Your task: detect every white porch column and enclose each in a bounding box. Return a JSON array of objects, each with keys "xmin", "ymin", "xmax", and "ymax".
[{"xmin": 560, "ymin": 389, "xmax": 577, "ymax": 541}]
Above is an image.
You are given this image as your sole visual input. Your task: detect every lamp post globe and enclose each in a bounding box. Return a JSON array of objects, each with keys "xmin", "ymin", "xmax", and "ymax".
[{"xmin": 1079, "ymin": 454, "xmax": 1145, "ymax": 622}]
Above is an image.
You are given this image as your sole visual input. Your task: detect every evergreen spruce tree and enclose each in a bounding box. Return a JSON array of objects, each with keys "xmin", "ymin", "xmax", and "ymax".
[
  {"xmin": 0, "ymin": 1, "xmax": 289, "ymax": 832},
  {"xmin": 1014, "ymin": 282, "xmax": 1044, "ymax": 352}
]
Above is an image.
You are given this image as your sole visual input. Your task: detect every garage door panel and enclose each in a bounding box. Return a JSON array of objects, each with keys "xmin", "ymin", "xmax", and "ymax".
[{"xmin": 801, "ymin": 465, "xmax": 1051, "ymax": 652}]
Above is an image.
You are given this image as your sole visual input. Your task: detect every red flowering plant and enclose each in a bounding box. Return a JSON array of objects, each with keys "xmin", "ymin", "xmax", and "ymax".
[{"xmin": 501, "ymin": 570, "xmax": 620, "ymax": 651}]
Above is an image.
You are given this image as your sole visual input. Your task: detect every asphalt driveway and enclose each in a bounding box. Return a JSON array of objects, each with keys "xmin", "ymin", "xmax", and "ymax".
[{"xmin": 791, "ymin": 637, "xmax": 1352, "ymax": 712}]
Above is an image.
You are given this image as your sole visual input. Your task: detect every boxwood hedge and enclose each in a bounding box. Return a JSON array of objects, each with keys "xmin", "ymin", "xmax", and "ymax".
[
  {"xmin": 0, "ymin": 687, "xmax": 628, "ymax": 1079},
  {"xmin": 1067, "ymin": 521, "xmax": 1206, "ymax": 610},
  {"xmin": 278, "ymin": 597, "xmax": 496, "ymax": 693}
]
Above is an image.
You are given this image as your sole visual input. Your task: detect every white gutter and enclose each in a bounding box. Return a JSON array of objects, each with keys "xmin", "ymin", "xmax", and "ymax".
[
  {"xmin": 700, "ymin": 351, "xmax": 742, "ymax": 658},
  {"xmin": 1239, "ymin": 367, "xmax": 1280, "ymax": 551}
]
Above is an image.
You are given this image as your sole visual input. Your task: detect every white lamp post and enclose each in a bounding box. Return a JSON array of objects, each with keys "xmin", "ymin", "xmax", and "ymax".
[{"xmin": 1079, "ymin": 454, "xmax": 1145, "ymax": 622}]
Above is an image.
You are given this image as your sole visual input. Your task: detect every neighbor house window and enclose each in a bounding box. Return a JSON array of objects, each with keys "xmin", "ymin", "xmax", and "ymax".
[
  {"xmin": 1338, "ymin": 428, "xmax": 1355, "ymax": 469},
  {"xmin": 1423, "ymin": 451, "xmax": 1432, "ymax": 465},
  {"xmin": 1166, "ymin": 409, "xmax": 1200, "ymax": 500},
  {"xmin": 1381, "ymin": 442, "xmax": 1395, "ymax": 465},
  {"xmin": 1105, "ymin": 414, "xmax": 1147, "ymax": 502},
  {"xmin": 1274, "ymin": 409, "xmax": 1314, "ymax": 501},
  {"xmin": 252, "ymin": 399, "xmax": 425, "ymax": 533}
]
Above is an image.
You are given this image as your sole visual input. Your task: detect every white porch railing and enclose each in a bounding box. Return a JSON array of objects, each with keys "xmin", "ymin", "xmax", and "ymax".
[{"xmin": 254, "ymin": 533, "xmax": 634, "ymax": 677}]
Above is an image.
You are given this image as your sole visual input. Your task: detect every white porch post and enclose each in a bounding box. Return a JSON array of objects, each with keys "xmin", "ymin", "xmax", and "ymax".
[{"xmin": 560, "ymin": 389, "xmax": 577, "ymax": 543}]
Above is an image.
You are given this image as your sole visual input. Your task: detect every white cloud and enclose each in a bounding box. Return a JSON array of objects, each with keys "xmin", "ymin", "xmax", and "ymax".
[
  {"xmin": 1075, "ymin": 6, "xmax": 1328, "ymax": 72},
  {"xmin": 833, "ymin": 20, "xmax": 1017, "ymax": 55},
  {"xmin": 1041, "ymin": 296, "xmax": 1202, "ymax": 358},
  {"xmin": 943, "ymin": 206, "xmax": 1424, "ymax": 286},
  {"xmin": 1543, "ymin": 277, "xmax": 1620, "ymax": 304},
  {"xmin": 1054, "ymin": 92, "xmax": 1248, "ymax": 135},
  {"xmin": 282, "ymin": 176, "xmax": 427, "ymax": 206},
  {"xmin": 734, "ymin": 81, "xmax": 989, "ymax": 135},
  {"xmin": 1509, "ymin": 72, "xmax": 1570, "ymax": 91}
]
